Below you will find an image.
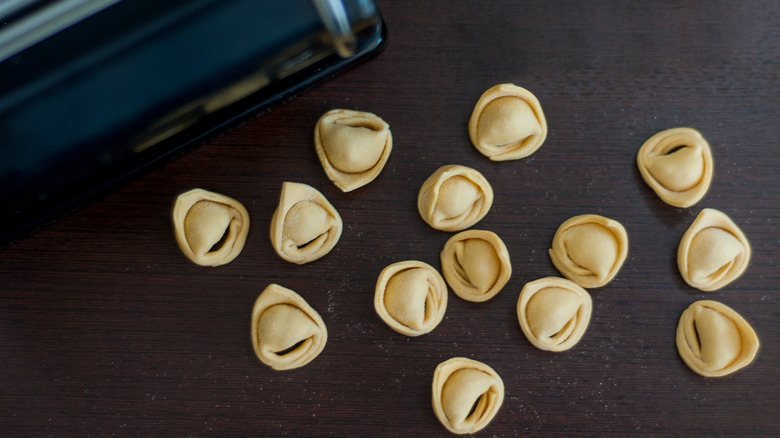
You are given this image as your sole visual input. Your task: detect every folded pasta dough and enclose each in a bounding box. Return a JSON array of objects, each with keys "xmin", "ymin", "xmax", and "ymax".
[
  {"xmin": 637, "ymin": 127, "xmax": 713, "ymax": 208},
  {"xmin": 677, "ymin": 208, "xmax": 751, "ymax": 291},
  {"xmin": 172, "ymin": 188, "xmax": 249, "ymax": 266},
  {"xmin": 270, "ymin": 182, "xmax": 342, "ymax": 264},
  {"xmin": 432, "ymin": 357, "xmax": 504, "ymax": 435},
  {"xmin": 676, "ymin": 300, "xmax": 759, "ymax": 377},
  {"xmin": 251, "ymin": 284, "xmax": 328, "ymax": 371},
  {"xmin": 468, "ymin": 83, "xmax": 547, "ymax": 161},
  {"xmin": 440, "ymin": 229, "xmax": 511, "ymax": 302},
  {"xmin": 549, "ymin": 214, "xmax": 628, "ymax": 288},
  {"xmin": 314, "ymin": 109, "xmax": 392, "ymax": 192},
  {"xmin": 517, "ymin": 277, "xmax": 592, "ymax": 352},
  {"xmin": 417, "ymin": 165, "xmax": 494, "ymax": 232},
  {"xmin": 374, "ymin": 260, "xmax": 448, "ymax": 337}
]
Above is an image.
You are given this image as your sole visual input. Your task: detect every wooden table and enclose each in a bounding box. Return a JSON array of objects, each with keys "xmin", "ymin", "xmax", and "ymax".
[{"xmin": 2, "ymin": 1, "xmax": 778, "ymax": 436}]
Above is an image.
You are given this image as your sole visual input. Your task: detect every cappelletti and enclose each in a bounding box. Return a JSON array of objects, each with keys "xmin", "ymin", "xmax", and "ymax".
[
  {"xmin": 172, "ymin": 188, "xmax": 249, "ymax": 267},
  {"xmin": 374, "ymin": 260, "xmax": 448, "ymax": 337},
  {"xmin": 417, "ymin": 164, "xmax": 493, "ymax": 232},
  {"xmin": 468, "ymin": 83, "xmax": 548, "ymax": 161},
  {"xmin": 440, "ymin": 229, "xmax": 511, "ymax": 302},
  {"xmin": 677, "ymin": 208, "xmax": 751, "ymax": 292},
  {"xmin": 314, "ymin": 109, "xmax": 392, "ymax": 192},
  {"xmin": 637, "ymin": 127, "xmax": 713, "ymax": 208},
  {"xmin": 517, "ymin": 277, "xmax": 593, "ymax": 352},
  {"xmin": 432, "ymin": 357, "xmax": 504, "ymax": 435},
  {"xmin": 251, "ymin": 284, "xmax": 328, "ymax": 371},
  {"xmin": 270, "ymin": 182, "xmax": 343, "ymax": 264},
  {"xmin": 676, "ymin": 300, "xmax": 759, "ymax": 377},
  {"xmin": 549, "ymin": 214, "xmax": 628, "ymax": 288}
]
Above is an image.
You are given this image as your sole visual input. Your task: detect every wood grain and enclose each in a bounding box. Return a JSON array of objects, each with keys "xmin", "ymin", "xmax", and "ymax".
[{"xmin": 2, "ymin": 1, "xmax": 779, "ymax": 436}]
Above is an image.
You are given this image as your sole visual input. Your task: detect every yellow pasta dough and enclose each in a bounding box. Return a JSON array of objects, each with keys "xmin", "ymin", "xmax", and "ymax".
[
  {"xmin": 171, "ymin": 188, "xmax": 250, "ymax": 267},
  {"xmin": 270, "ymin": 182, "xmax": 343, "ymax": 264},
  {"xmin": 468, "ymin": 83, "xmax": 547, "ymax": 161},
  {"xmin": 549, "ymin": 214, "xmax": 628, "ymax": 288},
  {"xmin": 251, "ymin": 284, "xmax": 328, "ymax": 371},
  {"xmin": 374, "ymin": 260, "xmax": 448, "ymax": 337},
  {"xmin": 677, "ymin": 208, "xmax": 751, "ymax": 292},
  {"xmin": 417, "ymin": 165, "xmax": 494, "ymax": 232},
  {"xmin": 432, "ymin": 357, "xmax": 504, "ymax": 435},
  {"xmin": 517, "ymin": 277, "xmax": 592, "ymax": 352},
  {"xmin": 637, "ymin": 127, "xmax": 713, "ymax": 208},
  {"xmin": 676, "ymin": 300, "xmax": 759, "ymax": 377},
  {"xmin": 440, "ymin": 229, "xmax": 511, "ymax": 302},
  {"xmin": 314, "ymin": 109, "xmax": 393, "ymax": 192}
]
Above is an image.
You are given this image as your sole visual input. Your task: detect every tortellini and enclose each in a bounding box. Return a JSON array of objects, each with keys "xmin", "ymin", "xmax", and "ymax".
[
  {"xmin": 637, "ymin": 127, "xmax": 713, "ymax": 208},
  {"xmin": 172, "ymin": 188, "xmax": 250, "ymax": 267},
  {"xmin": 417, "ymin": 165, "xmax": 494, "ymax": 232},
  {"xmin": 549, "ymin": 214, "xmax": 628, "ymax": 288},
  {"xmin": 314, "ymin": 109, "xmax": 393, "ymax": 192},
  {"xmin": 270, "ymin": 182, "xmax": 343, "ymax": 264},
  {"xmin": 432, "ymin": 357, "xmax": 504, "ymax": 435},
  {"xmin": 251, "ymin": 284, "xmax": 328, "ymax": 371},
  {"xmin": 440, "ymin": 230, "xmax": 511, "ymax": 302},
  {"xmin": 516, "ymin": 277, "xmax": 593, "ymax": 352},
  {"xmin": 677, "ymin": 208, "xmax": 751, "ymax": 292},
  {"xmin": 374, "ymin": 260, "xmax": 448, "ymax": 337},
  {"xmin": 468, "ymin": 83, "xmax": 548, "ymax": 161},
  {"xmin": 676, "ymin": 300, "xmax": 759, "ymax": 377}
]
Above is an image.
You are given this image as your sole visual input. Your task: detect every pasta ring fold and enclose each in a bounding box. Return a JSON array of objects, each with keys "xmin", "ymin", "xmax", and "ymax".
[
  {"xmin": 432, "ymin": 357, "xmax": 504, "ymax": 435},
  {"xmin": 251, "ymin": 284, "xmax": 328, "ymax": 371},
  {"xmin": 676, "ymin": 300, "xmax": 759, "ymax": 377},
  {"xmin": 172, "ymin": 188, "xmax": 249, "ymax": 267},
  {"xmin": 549, "ymin": 214, "xmax": 628, "ymax": 288},
  {"xmin": 637, "ymin": 127, "xmax": 713, "ymax": 207},
  {"xmin": 314, "ymin": 109, "xmax": 393, "ymax": 192},
  {"xmin": 677, "ymin": 208, "xmax": 751, "ymax": 291},
  {"xmin": 440, "ymin": 230, "xmax": 511, "ymax": 302},
  {"xmin": 517, "ymin": 277, "xmax": 593, "ymax": 352},
  {"xmin": 468, "ymin": 83, "xmax": 548, "ymax": 161},
  {"xmin": 417, "ymin": 165, "xmax": 493, "ymax": 232},
  {"xmin": 270, "ymin": 182, "xmax": 343, "ymax": 264},
  {"xmin": 374, "ymin": 260, "xmax": 448, "ymax": 337}
]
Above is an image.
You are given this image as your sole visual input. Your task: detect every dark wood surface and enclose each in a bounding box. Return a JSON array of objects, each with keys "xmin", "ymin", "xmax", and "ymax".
[{"xmin": 2, "ymin": 1, "xmax": 779, "ymax": 436}]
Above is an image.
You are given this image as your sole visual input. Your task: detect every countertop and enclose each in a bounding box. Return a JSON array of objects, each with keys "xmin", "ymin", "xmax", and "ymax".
[{"xmin": 1, "ymin": 1, "xmax": 779, "ymax": 436}]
